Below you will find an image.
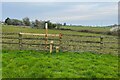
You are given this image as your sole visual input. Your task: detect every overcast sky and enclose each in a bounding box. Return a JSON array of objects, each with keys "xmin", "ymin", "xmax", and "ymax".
[{"xmin": 2, "ymin": 2, "xmax": 118, "ymax": 26}]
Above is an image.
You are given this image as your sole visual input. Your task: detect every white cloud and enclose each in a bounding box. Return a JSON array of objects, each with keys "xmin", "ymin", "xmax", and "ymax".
[
  {"xmin": 62, "ymin": 3, "xmax": 99, "ymax": 13},
  {"xmin": 40, "ymin": 2, "xmax": 117, "ymax": 23}
]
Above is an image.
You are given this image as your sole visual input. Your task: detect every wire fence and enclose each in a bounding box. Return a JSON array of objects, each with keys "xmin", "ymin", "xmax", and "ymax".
[{"xmin": 1, "ymin": 32, "xmax": 119, "ymax": 55}]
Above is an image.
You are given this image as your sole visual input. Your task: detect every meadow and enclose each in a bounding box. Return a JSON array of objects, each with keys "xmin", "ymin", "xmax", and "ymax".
[
  {"xmin": 1, "ymin": 25, "xmax": 119, "ymax": 78},
  {"xmin": 2, "ymin": 50, "xmax": 118, "ymax": 78},
  {"xmin": 2, "ymin": 25, "xmax": 118, "ymax": 55},
  {"xmin": 2, "ymin": 25, "xmax": 112, "ymax": 36},
  {"xmin": 60, "ymin": 26, "xmax": 111, "ymax": 33}
]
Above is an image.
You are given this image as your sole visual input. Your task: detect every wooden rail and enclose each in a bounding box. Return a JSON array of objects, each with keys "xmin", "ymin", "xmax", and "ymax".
[
  {"xmin": 19, "ymin": 32, "xmax": 60, "ymax": 37},
  {"xmin": 1, "ymin": 32, "xmax": 118, "ymax": 54},
  {"xmin": 18, "ymin": 32, "xmax": 62, "ymax": 51}
]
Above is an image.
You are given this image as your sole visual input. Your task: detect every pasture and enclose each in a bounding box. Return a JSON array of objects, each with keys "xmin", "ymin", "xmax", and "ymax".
[
  {"xmin": 60, "ymin": 26, "xmax": 111, "ymax": 33},
  {"xmin": 2, "ymin": 25, "xmax": 118, "ymax": 55},
  {"xmin": 2, "ymin": 50, "xmax": 118, "ymax": 78},
  {"xmin": 1, "ymin": 25, "xmax": 119, "ymax": 78},
  {"xmin": 2, "ymin": 25, "xmax": 112, "ymax": 36},
  {"xmin": 60, "ymin": 25, "xmax": 111, "ymax": 30}
]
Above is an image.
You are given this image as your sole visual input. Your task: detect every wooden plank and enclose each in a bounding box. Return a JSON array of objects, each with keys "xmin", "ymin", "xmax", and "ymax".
[
  {"xmin": 104, "ymin": 42, "xmax": 118, "ymax": 44},
  {"xmin": 21, "ymin": 43, "xmax": 59, "ymax": 46},
  {"xmin": 1, "ymin": 42, "xmax": 18, "ymax": 44},
  {"xmin": 62, "ymin": 39, "xmax": 100, "ymax": 43},
  {"xmin": 43, "ymin": 33, "xmax": 59, "ymax": 36},
  {"xmin": 20, "ymin": 32, "xmax": 45, "ymax": 36},
  {"xmin": 63, "ymin": 34, "xmax": 100, "ymax": 38},
  {"xmin": 22, "ymin": 43, "xmax": 49, "ymax": 46},
  {"xmin": 22, "ymin": 38, "xmax": 59, "ymax": 41},
  {"xmin": 1, "ymin": 37, "xmax": 19, "ymax": 39},
  {"xmin": 1, "ymin": 37, "xmax": 59, "ymax": 41},
  {"xmin": 19, "ymin": 32, "xmax": 59, "ymax": 37},
  {"xmin": 22, "ymin": 38, "xmax": 45, "ymax": 40},
  {"xmin": 62, "ymin": 44, "xmax": 100, "ymax": 48}
]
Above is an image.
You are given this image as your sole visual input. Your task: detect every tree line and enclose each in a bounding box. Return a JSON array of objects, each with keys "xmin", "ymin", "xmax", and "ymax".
[{"xmin": 4, "ymin": 17, "xmax": 62, "ymax": 29}]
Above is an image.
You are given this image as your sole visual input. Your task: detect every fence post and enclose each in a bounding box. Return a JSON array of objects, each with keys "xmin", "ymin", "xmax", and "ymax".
[
  {"xmin": 19, "ymin": 32, "xmax": 22, "ymax": 50},
  {"xmin": 50, "ymin": 41, "xmax": 53, "ymax": 54},
  {"xmin": 100, "ymin": 36, "xmax": 104, "ymax": 52},
  {"xmin": 45, "ymin": 34, "xmax": 48, "ymax": 49},
  {"xmin": 56, "ymin": 46, "xmax": 59, "ymax": 53},
  {"xmin": 59, "ymin": 33, "xmax": 62, "ymax": 51},
  {"xmin": 45, "ymin": 22, "xmax": 48, "ymax": 49}
]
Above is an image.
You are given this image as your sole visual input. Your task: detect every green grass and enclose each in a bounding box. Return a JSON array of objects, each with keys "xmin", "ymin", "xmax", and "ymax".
[
  {"xmin": 2, "ymin": 25, "xmax": 118, "ymax": 55},
  {"xmin": 60, "ymin": 26, "xmax": 111, "ymax": 33},
  {"xmin": 2, "ymin": 50, "xmax": 118, "ymax": 78},
  {"xmin": 2, "ymin": 25, "xmax": 112, "ymax": 37},
  {"xmin": 2, "ymin": 25, "xmax": 119, "ymax": 78}
]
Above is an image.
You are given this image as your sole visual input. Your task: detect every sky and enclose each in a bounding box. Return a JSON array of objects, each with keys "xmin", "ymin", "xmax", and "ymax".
[
  {"xmin": 1, "ymin": 0, "xmax": 120, "ymax": 2},
  {"xmin": 1, "ymin": 2, "xmax": 118, "ymax": 26}
]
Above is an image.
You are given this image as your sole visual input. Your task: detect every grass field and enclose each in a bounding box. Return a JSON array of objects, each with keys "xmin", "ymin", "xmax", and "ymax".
[
  {"xmin": 2, "ymin": 25, "xmax": 112, "ymax": 36},
  {"xmin": 60, "ymin": 26, "xmax": 111, "ymax": 33},
  {"xmin": 2, "ymin": 25, "xmax": 118, "ymax": 55},
  {"xmin": 2, "ymin": 50, "xmax": 118, "ymax": 78},
  {"xmin": 1, "ymin": 25, "xmax": 119, "ymax": 78}
]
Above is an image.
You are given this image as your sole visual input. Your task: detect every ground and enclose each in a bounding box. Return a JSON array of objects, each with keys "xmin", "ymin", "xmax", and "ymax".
[{"xmin": 2, "ymin": 50, "xmax": 118, "ymax": 78}]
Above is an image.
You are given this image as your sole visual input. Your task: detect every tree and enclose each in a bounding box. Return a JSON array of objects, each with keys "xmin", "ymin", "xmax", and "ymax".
[
  {"xmin": 31, "ymin": 21, "xmax": 35, "ymax": 28},
  {"xmin": 23, "ymin": 17, "xmax": 30, "ymax": 26},
  {"xmin": 39, "ymin": 20, "xmax": 45, "ymax": 28},
  {"xmin": 11, "ymin": 19, "xmax": 23, "ymax": 26},
  {"xmin": 46, "ymin": 21, "xmax": 56, "ymax": 29},
  {"xmin": 5, "ymin": 17, "xmax": 12, "ymax": 25},
  {"xmin": 34, "ymin": 19, "xmax": 41, "ymax": 28}
]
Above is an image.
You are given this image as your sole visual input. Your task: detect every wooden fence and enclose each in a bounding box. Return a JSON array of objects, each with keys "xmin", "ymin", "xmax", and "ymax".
[
  {"xmin": 18, "ymin": 32, "xmax": 62, "ymax": 51},
  {"xmin": 1, "ymin": 32, "xmax": 119, "ymax": 55},
  {"xmin": 61, "ymin": 34, "xmax": 118, "ymax": 55},
  {"xmin": 1, "ymin": 32, "xmax": 62, "ymax": 52}
]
